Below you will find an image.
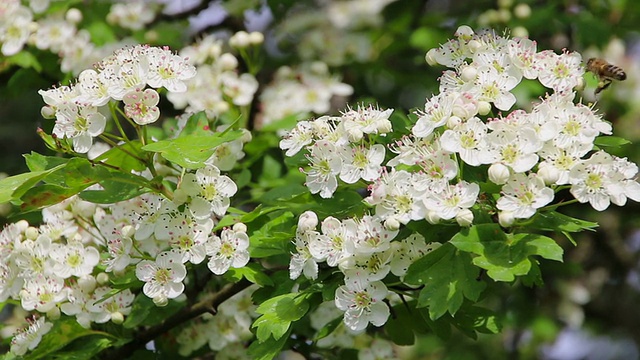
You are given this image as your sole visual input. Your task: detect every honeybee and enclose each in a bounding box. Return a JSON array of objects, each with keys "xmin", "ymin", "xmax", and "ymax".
[{"xmin": 586, "ymin": 58, "xmax": 627, "ymax": 95}]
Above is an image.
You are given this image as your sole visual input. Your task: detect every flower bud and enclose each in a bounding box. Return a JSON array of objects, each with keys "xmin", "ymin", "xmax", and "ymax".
[
  {"xmin": 498, "ymin": 8, "xmax": 511, "ymax": 23},
  {"xmin": 467, "ymin": 39, "xmax": 482, "ymax": 53},
  {"xmin": 446, "ymin": 115, "xmax": 462, "ymax": 128},
  {"xmin": 248, "ymin": 31, "xmax": 265, "ymax": 45},
  {"xmin": 538, "ymin": 165, "xmax": 560, "ymax": 185},
  {"xmin": 25, "ymin": 226, "xmax": 39, "ymax": 240},
  {"xmin": 478, "ymin": 101, "xmax": 492, "ymax": 116},
  {"xmin": 512, "ymin": 26, "xmax": 529, "ymax": 39},
  {"xmin": 376, "ymin": 119, "xmax": 393, "ymax": 134},
  {"xmin": 574, "ymin": 76, "xmax": 585, "ymax": 91},
  {"xmin": 78, "ymin": 275, "xmax": 97, "ymax": 292},
  {"xmin": 456, "ymin": 209, "xmax": 474, "ymax": 227},
  {"xmin": 498, "ymin": 0, "xmax": 513, "ymax": 8},
  {"xmin": 230, "ymin": 31, "xmax": 250, "ymax": 48},
  {"xmin": 498, "ymin": 211, "xmax": 515, "ymax": 227},
  {"xmin": 455, "ymin": 25, "xmax": 474, "ymax": 40},
  {"xmin": 41, "ymin": 106, "xmax": 55, "ymax": 119},
  {"xmin": 460, "ymin": 66, "xmax": 478, "ymax": 82},
  {"xmin": 65, "ymin": 8, "xmax": 83, "ymax": 24},
  {"xmin": 233, "ymin": 222, "xmax": 247, "ymax": 233},
  {"xmin": 96, "ymin": 272, "xmax": 110, "ymax": 285},
  {"xmin": 219, "ymin": 53, "xmax": 238, "ymax": 70},
  {"xmin": 240, "ymin": 128, "xmax": 253, "ymax": 143},
  {"xmin": 488, "ymin": 163, "xmax": 510, "ymax": 185},
  {"xmin": 153, "ymin": 296, "xmax": 169, "ymax": 307},
  {"xmin": 111, "ymin": 312, "xmax": 125, "ymax": 324},
  {"xmin": 298, "ymin": 211, "xmax": 318, "ymax": 232},
  {"xmin": 121, "ymin": 225, "xmax": 135, "ymax": 238},
  {"xmin": 425, "ymin": 210, "xmax": 441, "ymax": 224},
  {"xmin": 347, "ymin": 127, "xmax": 364, "ymax": 143},
  {"xmin": 425, "ymin": 48, "xmax": 439, "ymax": 66},
  {"xmin": 384, "ymin": 217, "xmax": 401, "ymax": 231}
]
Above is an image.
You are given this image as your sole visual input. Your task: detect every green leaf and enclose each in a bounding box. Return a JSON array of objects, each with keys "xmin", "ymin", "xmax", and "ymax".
[
  {"xmin": 529, "ymin": 211, "xmax": 598, "ymax": 233},
  {"xmin": 449, "ymin": 224, "xmax": 564, "ymax": 282},
  {"xmin": 7, "ymin": 52, "xmax": 42, "ymax": 72},
  {"xmin": 79, "ymin": 171, "xmax": 150, "ymax": 204},
  {"xmin": 25, "ymin": 317, "xmax": 96, "ymax": 359},
  {"xmin": 0, "ymin": 170, "xmax": 56, "ymax": 204},
  {"xmin": 253, "ymin": 293, "xmax": 310, "ymax": 341},
  {"xmin": 122, "ymin": 294, "xmax": 182, "ymax": 328},
  {"xmin": 247, "ymin": 329, "xmax": 291, "ymax": 360},
  {"xmin": 224, "ymin": 263, "xmax": 275, "ymax": 286},
  {"xmin": 385, "ymin": 303, "xmax": 418, "ymax": 345},
  {"xmin": 314, "ymin": 316, "xmax": 343, "ymax": 341},
  {"xmin": 86, "ymin": 21, "xmax": 117, "ymax": 46},
  {"xmin": 141, "ymin": 131, "xmax": 244, "ymax": 169},
  {"xmin": 593, "ymin": 135, "xmax": 631, "ymax": 148},
  {"xmin": 404, "ymin": 243, "xmax": 486, "ymax": 319},
  {"xmin": 93, "ymin": 141, "xmax": 147, "ymax": 172},
  {"xmin": 24, "ymin": 152, "xmax": 70, "ymax": 172},
  {"xmin": 451, "ymin": 306, "xmax": 502, "ymax": 339}
]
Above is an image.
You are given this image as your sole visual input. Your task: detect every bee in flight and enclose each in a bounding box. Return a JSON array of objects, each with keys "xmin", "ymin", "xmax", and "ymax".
[{"xmin": 585, "ymin": 58, "xmax": 627, "ymax": 95}]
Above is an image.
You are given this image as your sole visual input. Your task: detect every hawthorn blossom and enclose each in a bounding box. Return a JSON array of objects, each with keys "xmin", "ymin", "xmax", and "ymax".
[
  {"xmin": 123, "ymin": 88, "xmax": 160, "ymax": 125},
  {"xmin": 307, "ymin": 216, "xmax": 355, "ymax": 267},
  {"xmin": 366, "ymin": 170, "xmax": 427, "ymax": 225},
  {"xmin": 20, "ymin": 274, "xmax": 67, "ymax": 313},
  {"xmin": 496, "ymin": 173, "xmax": 554, "ymax": 219},
  {"xmin": 206, "ymin": 225, "xmax": 250, "ymax": 275},
  {"xmin": 335, "ymin": 279, "xmax": 390, "ymax": 332},
  {"xmin": 439, "ymin": 117, "xmax": 490, "ymax": 166},
  {"xmin": 535, "ymin": 50, "xmax": 583, "ymax": 93},
  {"xmin": 86, "ymin": 286, "xmax": 135, "ymax": 324},
  {"xmin": 279, "ymin": 120, "xmax": 315, "ymax": 156},
  {"xmin": 145, "ymin": 46, "xmax": 197, "ymax": 92},
  {"xmin": 412, "ymin": 92, "xmax": 456, "ymax": 138},
  {"xmin": 424, "ymin": 181, "xmax": 480, "ymax": 220},
  {"xmin": 175, "ymin": 165, "xmax": 238, "ymax": 219},
  {"xmin": 49, "ymin": 242, "xmax": 100, "ymax": 278},
  {"xmin": 135, "ymin": 251, "xmax": 187, "ymax": 306},
  {"xmin": 53, "ymin": 102, "xmax": 106, "ymax": 153},
  {"xmin": 304, "ymin": 141, "xmax": 342, "ymax": 198},
  {"xmin": 339, "ymin": 144, "xmax": 385, "ymax": 184},
  {"xmin": 0, "ymin": 6, "xmax": 32, "ymax": 56},
  {"xmin": 390, "ymin": 234, "xmax": 441, "ymax": 278},
  {"xmin": 10, "ymin": 316, "xmax": 53, "ymax": 356}
]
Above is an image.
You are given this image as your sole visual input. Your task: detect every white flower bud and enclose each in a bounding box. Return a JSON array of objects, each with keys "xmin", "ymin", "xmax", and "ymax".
[
  {"xmin": 384, "ymin": 217, "xmax": 401, "ymax": 231},
  {"xmin": 455, "ymin": 25, "xmax": 474, "ymax": 40},
  {"xmin": 65, "ymin": 8, "xmax": 83, "ymax": 24},
  {"xmin": 376, "ymin": 119, "xmax": 393, "ymax": 134},
  {"xmin": 538, "ymin": 165, "xmax": 560, "ymax": 185},
  {"xmin": 456, "ymin": 209, "xmax": 474, "ymax": 227},
  {"xmin": 498, "ymin": 0, "xmax": 513, "ymax": 8},
  {"xmin": 96, "ymin": 272, "xmax": 110, "ymax": 285},
  {"xmin": 15, "ymin": 219, "xmax": 29, "ymax": 232},
  {"xmin": 78, "ymin": 275, "xmax": 97, "ymax": 293},
  {"xmin": 498, "ymin": 211, "xmax": 515, "ymax": 227},
  {"xmin": 298, "ymin": 211, "xmax": 318, "ymax": 232},
  {"xmin": 347, "ymin": 127, "xmax": 364, "ymax": 143},
  {"xmin": 425, "ymin": 210, "xmax": 441, "ymax": 224},
  {"xmin": 512, "ymin": 26, "xmax": 529, "ymax": 39},
  {"xmin": 460, "ymin": 66, "xmax": 478, "ymax": 82},
  {"xmin": 25, "ymin": 226, "xmax": 39, "ymax": 240},
  {"xmin": 121, "ymin": 225, "xmax": 135, "ymax": 238},
  {"xmin": 41, "ymin": 106, "xmax": 55, "ymax": 119},
  {"xmin": 425, "ymin": 48, "xmax": 439, "ymax": 66},
  {"xmin": 574, "ymin": 76, "xmax": 585, "ymax": 91},
  {"xmin": 248, "ymin": 31, "xmax": 264, "ymax": 45},
  {"xmin": 240, "ymin": 128, "xmax": 253, "ymax": 143},
  {"xmin": 514, "ymin": 4, "xmax": 532, "ymax": 18},
  {"xmin": 153, "ymin": 296, "xmax": 169, "ymax": 307},
  {"xmin": 46, "ymin": 306, "xmax": 61, "ymax": 320},
  {"xmin": 144, "ymin": 30, "xmax": 159, "ymax": 43},
  {"xmin": 446, "ymin": 115, "xmax": 462, "ymax": 128},
  {"xmin": 467, "ymin": 39, "xmax": 482, "ymax": 53},
  {"xmin": 233, "ymin": 222, "xmax": 247, "ymax": 233},
  {"xmin": 219, "ymin": 53, "xmax": 238, "ymax": 70},
  {"xmin": 111, "ymin": 312, "xmax": 125, "ymax": 324},
  {"xmin": 230, "ymin": 31, "xmax": 250, "ymax": 48},
  {"xmin": 478, "ymin": 101, "xmax": 492, "ymax": 116},
  {"xmin": 310, "ymin": 61, "xmax": 328, "ymax": 74},
  {"xmin": 28, "ymin": 22, "xmax": 38, "ymax": 33},
  {"xmin": 488, "ymin": 163, "xmax": 510, "ymax": 185}
]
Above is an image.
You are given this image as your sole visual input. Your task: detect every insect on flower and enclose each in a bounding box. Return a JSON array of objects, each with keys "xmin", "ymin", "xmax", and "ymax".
[{"xmin": 585, "ymin": 58, "xmax": 627, "ymax": 95}]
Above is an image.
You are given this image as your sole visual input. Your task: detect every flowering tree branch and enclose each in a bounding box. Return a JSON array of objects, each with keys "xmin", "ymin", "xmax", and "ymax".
[{"xmin": 103, "ymin": 278, "xmax": 252, "ymax": 360}]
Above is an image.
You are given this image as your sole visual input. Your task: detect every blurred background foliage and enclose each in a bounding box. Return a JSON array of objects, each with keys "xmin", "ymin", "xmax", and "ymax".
[{"xmin": 1, "ymin": 0, "xmax": 640, "ymax": 359}]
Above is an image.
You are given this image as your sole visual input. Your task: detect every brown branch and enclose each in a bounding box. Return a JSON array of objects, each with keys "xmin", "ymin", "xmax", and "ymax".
[{"xmin": 102, "ymin": 278, "xmax": 252, "ymax": 359}]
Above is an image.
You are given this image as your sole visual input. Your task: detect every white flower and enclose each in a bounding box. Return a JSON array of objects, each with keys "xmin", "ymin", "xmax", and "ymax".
[
  {"xmin": 289, "ymin": 229, "xmax": 319, "ymax": 280},
  {"xmin": 424, "ymin": 181, "xmax": 479, "ymax": 220},
  {"xmin": 484, "ymin": 128, "xmax": 542, "ymax": 173},
  {"xmin": 123, "ymin": 88, "xmax": 160, "ymax": 125},
  {"xmin": 413, "ymin": 92, "xmax": 456, "ymax": 138},
  {"xmin": 390, "ymin": 234, "xmax": 440, "ymax": 278},
  {"xmin": 145, "ymin": 46, "xmax": 197, "ymax": 92},
  {"xmin": 472, "ymin": 67, "xmax": 518, "ymax": 111},
  {"xmin": 107, "ymin": 1, "xmax": 155, "ymax": 31},
  {"xmin": 335, "ymin": 279, "xmax": 390, "ymax": 332},
  {"xmin": 206, "ymin": 226, "xmax": 250, "ymax": 275},
  {"xmin": 280, "ymin": 121, "xmax": 315, "ymax": 157},
  {"xmin": 221, "ymin": 72, "xmax": 259, "ymax": 106},
  {"xmin": 366, "ymin": 170, "xmax": 427, "ymax": 225},
  {"xmin": 135, "ymin": 251, "xmax": 187, "ymax": 306},
  {"xmin": 341, "ymin": 105, "xmax": 393, "ymax": 141},
  {"xmin": 53, "ymin": 102, "xmax": 106, "ymax": 153},
  {"xmin": 0, "ymin": 6, "xmax": 32, "ymax": 56},
  {"xmin": 104, "ymin": 235, "xmax": 134, "ymax": 273},
  {"xmin": 77, "ymin": 69, "xmax": 111, "ymax": 106},
  {"xmin": 535, "ymin": 50, "xmax": 584, "ymax": 92},
  {"xmin": 358, "ymin": 338, "xmax": 398, "ymax": 360},
  {"xmin": 308, "ymin": 217, "xmax": 354, "ymax": 267},
  {"xmin": 339, "ymin": 144, "xmax": 385, "ymax": 184},
  {"xmin": 507, "ymin": 37, "xmax": 538, "ymax": 80},
  {"xmin": 175, "ymin": 165, "xmax": 238, "ymax": 219},
  {"xmin": 20, "ymin": 274, "xmax": 67, "ymax": 313},
  {"xmin": 496, "ymin": 173, "xmax": 554, "ymax": 219},
  {"xmin": 50, "ymin": 242, "xmax": 100, "ymax": 278},
  {"xmin": 86, "ymin": 286, "xmax": 135, "ymax": 324},
  {"xmin": 304, "ymin": 140, "xmax": 342, "ymax": 198},
  {"xmin": 439, "ymin": 117, "xmax": 490, "ymax": 166},
  {"xmin": 10, "ymin": 316, "xmax": 53, "ymax": 356}
]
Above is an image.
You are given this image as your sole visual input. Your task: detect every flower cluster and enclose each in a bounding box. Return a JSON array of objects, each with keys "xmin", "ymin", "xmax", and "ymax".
[
  {"xmin": 167, "ymin": 34, "xmax": 259, "ymax": 120},
  {"xmin": 290, "ymin": 211, "xmax": 439, "ymax": 331},
  {"xmin": 281, "ymin": 25, "xmax": 640, "ymax": 332},
  {"xmin": 39, "ymin": 45, "xmax": 196, "ymax": 153}
]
